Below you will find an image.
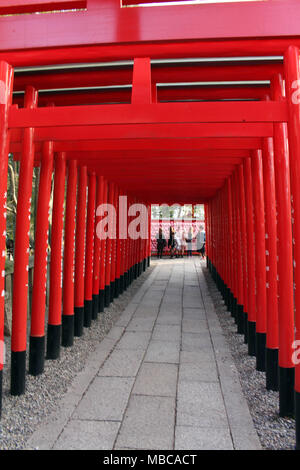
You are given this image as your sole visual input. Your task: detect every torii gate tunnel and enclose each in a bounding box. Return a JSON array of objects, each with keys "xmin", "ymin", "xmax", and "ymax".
[{"xmin": 1, "ymin": 0, "xmax": 300, "ymax": 449}]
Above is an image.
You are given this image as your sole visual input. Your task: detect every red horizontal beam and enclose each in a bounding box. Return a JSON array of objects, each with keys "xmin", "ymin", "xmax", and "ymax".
[
  {"xmin": 13, "ymin": 64, "xmax": 279, "ymax": 92},
  {"xmin": 12, "ymin": 86, "xmax": 269, "ymax": 108},
  {"xmin": 9, "ymin": 102, "xmax": 287, "ymax": 128},
  {"xmin": 0, "ymin": 0, "xmax": 85, "ymax": 14},
  {"xmin": 52, "ymin": 137, "xmax": 262, "ymax": 151},
  {"xmin": 10, "ymin": 122, "xmax": 273, "ymax": 142},
  {"xmin": 9, "ymin": 137, "xmax": 261, "ymax": 154},
  {"xmin": 0, "ymin": 0, "xmax": 298, "ymax": 53}
]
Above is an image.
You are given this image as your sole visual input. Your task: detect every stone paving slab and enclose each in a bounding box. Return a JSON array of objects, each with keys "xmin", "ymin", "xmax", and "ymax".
[
  {"xmin": 53, "ymin": 420, "xmax": 120, "ymax": 450},
  {"xmin": 26, "ymin": 258, "xmax": 261, "ymax": 451},
  {"xmin": 133, "ymin": 362, "xmax": 178, "ymax": 397},
  {"xmin": 145, "ymin": 340, "xmax": 180, "ymax": 364},
  {"xmin": 73, "ymin": 376, "xmax": 135, "ymax": 421},
  {"xmin": 98, "ymin": 349, "xmax": 145, "ymax": 377},
  {"xmin": 115, "ymin": 395, "xmax": 175, "ymax": 450},
  {"xmin": 175, "ymin": 425, "xmax": 234, "ymax": 450}
]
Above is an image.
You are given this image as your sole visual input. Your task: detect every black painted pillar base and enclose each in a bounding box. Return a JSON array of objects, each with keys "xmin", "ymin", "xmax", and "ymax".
[
  {"xmin": 247, "ymin": 321, "xmax": 256, "ymax": 357},
  {"xmin": 104, "ymin": 285, "xmax": 111, "ymax": 307},
  {"xmin": 110, "ymin": 281, "xmax": 115, "ymax": 303},
  {"xmin": 120, "ymin": 276, "xmax": 123, "ymax": 294},
  {"xmin": 92, "ymin": 294, "xmax": 99, "ymax": 320},
  {"xmin": 279, "ymin": 366, "xmax": 295, "ymax": 418},
  {"xmin": 74, "ymin": 306, "xmax": 84, "ymax": 337},
  {"xmin": 266, "ymin": 348, "xmax": 279, "ymax": 391},
  {"xmin": 29, "ymin": 336, "xmax": 45, "ymax": 376},
  {"xmin": 46, "ymin": 324, "xmax": 61, "ymax": 359},
  {"xmin": 123, "ymin": 272, "xmax": 128, "ymax": 290},
  {"xmin": 237, "ymin": 305, "xmax": 244, "ymax": 334},
  {"xmin": 256, "ymin": 332, "xmax": 266, "ymax": 372},
  {"xmin": 243, "ymin": 312, "xmax": 248, "ymax": 344},
  {"xmin": 11, "ymin": 350, "xmax": 26, "ymax": 396},
  {"xmin": 98, "ymin": 289, "xmax": 105, "ymax": 313},
  {"xmin": 232, "ymin": 297, "xmax": 238, "ymax": 323},
  {"xmin": 295, "ymin": 391, "xmax": 300, "ymax": 450},
  {"xmin": 61, "ymin": 314, "xmax": 74, "ymax": 347},
  {"xmin": 148, "ymin": 256, "xmax": 151, "ymax": 267},
  {"xmin": 143, "ymin": 258, "xmax": 147, "ymax": 271},
  {"xmin": 228, "ymin": 291, "xmax": 233, "ymax": 314},
  {"xmin": 115, "ymin": 278, "xmax": 120, "ymax": 298},
  {"xmin": 84, "ymin": 299, "xmax": 93, "ymax": 327}
]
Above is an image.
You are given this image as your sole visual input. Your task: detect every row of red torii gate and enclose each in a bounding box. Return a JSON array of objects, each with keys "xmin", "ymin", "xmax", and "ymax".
[{"xmin": 1, "ymin": 0, "xmax": 300, "ymax": 450}]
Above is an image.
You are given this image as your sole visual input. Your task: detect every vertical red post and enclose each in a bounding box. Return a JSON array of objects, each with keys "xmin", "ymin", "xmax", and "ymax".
[
  {"xmin": 84, "ymin": 172, "xmax": 96, "ymax": 327},
  {"xmin": 62, "ymin": 159, "xmax": 77, "ymax": 347},
  {"xmin": 262, "ymin": 133, "xmax": 279, "ymax": 391},
  {"xmin": 98, "ymin": 179, "xmax": 107, "ymax": 312},
  {"xmin": 0, "ymin": 61, "xmax": 13, "ymax": 413},
  {"xmin": 11, "ymin": 86, "xmax": 38, "ymax": 396},
  {"xmin": 272, "ymin": 72, "xmax": 295, "ymax": 417},
  {"xmin": 104, "ymin": 182, "xmax": 115, "ymax": 307},
  {"xmin": 252, "ymin": 149, "xmax": 267, "ymax": 372},
  {"xmin": 92, "ymin": 175, "xmax": 103, "ymax": 319},
  {"xmin": 110, "ymin": 185, "xmax": 118, "ymax": 302},
  {"xmin": 284, "ymin": 45, "xmax": 300, "ymax": 421},
  {"xmin": 243, "ymin": 157, "xmax": 256, "ymax": 356},
  {"xmin": 238, "ymin": 164, "xmax": 248, "ymax": 343},
  {"xmin": 29, "ymin": 141, "xmax": 54, "ymax": 376},
  {"xmin": 46, "ymin": 152, "xmax": 66, "ymax": 359},
  {"xmin": 115, "ymin": 188, "xmax": 122, "ymax": 297},
  {"xmin": 74, "ymin": 165, "xmax": 87, "ymax": 336},
  {"xmin": 230, "ymin": 175, "xmax": 238, "ymax": 323},
  {"xmin": 234, "ymin": 169, "xmax": 244, "ymax": 334}
]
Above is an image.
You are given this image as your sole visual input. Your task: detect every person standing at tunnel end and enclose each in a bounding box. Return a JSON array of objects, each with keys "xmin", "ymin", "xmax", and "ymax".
[
  {"xmin": 156, "ymin": 227, "xmax": 166, "ymax": 259},
  {"xmin": 197, "ymin": 225, "xmax": 206, "ymax": 259},
  {"xmin": 168, "ymin": 226, "xmax": 176, "ymax": 258}
]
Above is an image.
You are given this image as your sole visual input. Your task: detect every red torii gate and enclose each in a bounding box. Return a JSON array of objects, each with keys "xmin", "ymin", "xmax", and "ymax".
[{"xmin": 0, "ymin": 0, "xmax": 300, "ymax": 449}]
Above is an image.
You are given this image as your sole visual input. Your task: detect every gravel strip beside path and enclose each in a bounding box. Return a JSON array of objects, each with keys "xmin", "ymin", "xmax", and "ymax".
[
  {"xmin": 0, "ymin": 266, "xmax": 154, "ymax": 450},
  {"xmin": 202, "ymin": 264, "xmax": 295, "ymax": 450}
]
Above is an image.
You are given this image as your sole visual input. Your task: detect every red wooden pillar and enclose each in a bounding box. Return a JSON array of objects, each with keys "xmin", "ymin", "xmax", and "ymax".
[
  {"xmin": 272, "ymin": 72, "xmax": 295, "ymax": 416},
  {"xmin": 118, "ymin": 190, "xmax": 127, "ymax": 294},
  {"xmin": 238, "ymin": 164, "xmax": 248, "ymax": 343},
  {"xmin": 46, "ymin": 152, "xmax": 66, "ymax": 360},
  {"xmin": 29, "ymin": 141, "xmax": 54, "ymax": 376},
  {"xmin": 11, "ymin": 86, "xmax": 38, "ymax": 396},
  {"xmin": 115, "ymin": 186, "xmax": 122, "ymax": 298},
  {"xmin": 284, "ymin": 45, "xmax": 300, "ymax": 423},
  {"xmin": 98, "ymin": 179, "xmax": 107, "ymax": 312},
  {"xmin": 0, "ymin": 61, "xmax": 13, "ymax": 413},
  {"xmin": 234, "ymin": 169, "xmax": 244, "ymax": 334},
  {"xmin": 62, "ymin": 159, "xmax": 77, "ymax": 347},
  {"xmin": 84, "ymin": 172, "xmax": 96, "ymax": 327},
  {"xmin": 74, "ymin": 165, "xmax": 87, "ymax": 337},
  {"xmin": 252, "ymin": 149, "xmax": 267, "ymax": 372},
  {"xmin": 110, "ymin": 185, "xmax": 118, "ymax": 302},
  {"xmin": 243, "ymin": 157, "xmax": 256, "ymax": 356},
  {"xmin": 104, "ymin": 182, "xmax": 115, "ymax": 307},
  {"xmin": 230, "ymin": 174, "xmax": 238, "ymax": 322},
  {"xmin": 92, "ymin": 175, "xmax": 104, "ymax": 319},
  {"xmin": 262, "ymin": 134, "xmax": 279, "ymax": 391}
]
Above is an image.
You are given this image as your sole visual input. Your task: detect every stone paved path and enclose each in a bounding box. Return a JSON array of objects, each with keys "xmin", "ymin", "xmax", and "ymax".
[{"xmin": 27, "ymin": 258, "xmax": 261, "ymax": 450}]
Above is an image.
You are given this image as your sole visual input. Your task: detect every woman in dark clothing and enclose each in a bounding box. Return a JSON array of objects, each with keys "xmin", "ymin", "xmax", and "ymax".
[
  {"xmin": 168, "ymin": 226, "xmax": 176, "ymax": 258},
  {"xmin": 156, "ymin": 228, "xmax": 166, "ymax": 259}
]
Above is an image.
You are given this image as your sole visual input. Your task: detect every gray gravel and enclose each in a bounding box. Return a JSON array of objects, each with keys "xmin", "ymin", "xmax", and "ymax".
[
  {"xmin": 0, "ymin": 266, "xmax": 154, "ymax": 450},
  {"xmin": 203, "ymin": 265, "xmax": 296, "ymax": 451}
]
